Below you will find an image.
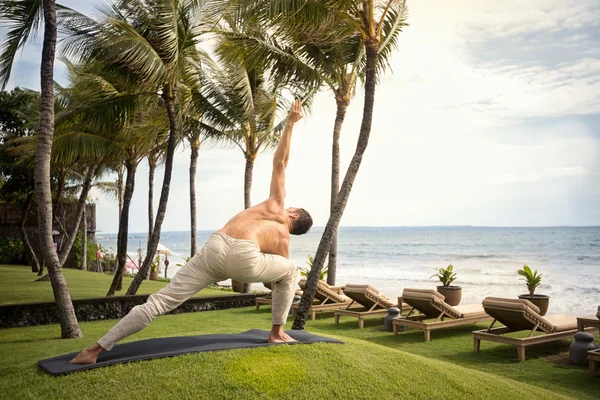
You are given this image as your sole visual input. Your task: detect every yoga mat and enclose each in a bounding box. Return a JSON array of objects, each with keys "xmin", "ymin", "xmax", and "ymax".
[{"xmin": 38, "ymin": 329, "xmax": 344, "ymax": 376}]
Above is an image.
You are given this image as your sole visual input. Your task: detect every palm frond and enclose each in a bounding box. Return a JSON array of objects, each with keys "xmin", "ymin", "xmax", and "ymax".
[
  {"xmin": 377, "ymin": 0, "xmax": 408, "ymax": 74},
  {"xmin": 0, "ymin": 0, "xmax": 43, "ymax": 89}
]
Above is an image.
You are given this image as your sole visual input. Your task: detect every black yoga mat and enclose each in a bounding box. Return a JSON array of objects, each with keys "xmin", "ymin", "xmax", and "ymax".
[{"xmin": 38, "ymin": 329, "xmax": 344, "ymax": 376}]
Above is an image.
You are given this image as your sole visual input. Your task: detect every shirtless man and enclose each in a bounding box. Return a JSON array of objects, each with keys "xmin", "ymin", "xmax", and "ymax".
[{"xmin": 70, "ymin": 99, "xmax": 312, "ymax": 364}]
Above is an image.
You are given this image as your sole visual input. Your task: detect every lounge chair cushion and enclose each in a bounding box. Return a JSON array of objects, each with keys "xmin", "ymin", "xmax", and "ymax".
[
  {"xmin": 453, "ymin": 304, "xmax": 487, "ymax": 318},
  {"xmin": 344, "ymin": 284, "xmax": 379, "ymax": 294},
  {"xmin": 403, "ymin": 288, "xmax": 445, "ymax": 301},
  {"xmin": 482, "ymin": 298, "xmax": 541, "ymax": 315},
  {"xmin": 342, "ymin": 285, "xmax": 396, "ymax": 309},
  {"xmin": 543, "ymin": 314, "xmax": 578, "ymax": 332},
  {"xmin": 402, "ymin": 288, "xmax": 464, "ymax": 319},
  {"xmin": 298, "ymin": 279, "xmax": 350, "ymax": 304},
  {"xmin": 481, "ymin": 297, "xmax": 580, "ymax": 333}
]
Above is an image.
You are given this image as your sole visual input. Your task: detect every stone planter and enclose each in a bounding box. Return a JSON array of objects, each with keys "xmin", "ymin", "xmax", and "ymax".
[
  {"xmin": 150, "ymin": 270, "xmax": 159, "ymax": 281},
  {"xmin": 437, "ymin": 286, "xmax": 462, "ymax": 306},
  {"xmin": 518, "ymin": 294, "xmax": 549, "ymax": 316}
]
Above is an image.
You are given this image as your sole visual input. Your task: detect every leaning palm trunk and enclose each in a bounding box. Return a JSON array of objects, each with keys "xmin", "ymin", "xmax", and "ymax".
[
  {"xmin": 58, "ymin": 164, "xmax": 96, "ymax": 266},
  {"xmin": 127, "ymin": 88, "xmax": 178, "ymax": 295},
  {"xmin": 80, "ymin": 204, "xmax": 87, "ymax": 271},
  {"xmin": 35, "ymin": 0, "xmax": 81, "ymax": 338},
  {"xmin": 293, "ymin": 43, "xmax": 379, "ymax": 330},
  {"xmin": 19, "ymin": 194, "xmax": 40, "ymax": 273},
  {"xmin": 148, "ymin": 152, "xmax": 157, "ymax": 247},
  {"xmin": 117, "ymin": 167, "xmax": 124, "ymax": 220},
  {"xmin": 327, "ymin": 101, "xmax": 348, "ymax": 286},
  {"xmin": 106, "ymin": 160, "xmax": 137, "ymax": 296},
  {"xmin": 189, "ymin": 141, "xmax": 199, "ymax": 257}
]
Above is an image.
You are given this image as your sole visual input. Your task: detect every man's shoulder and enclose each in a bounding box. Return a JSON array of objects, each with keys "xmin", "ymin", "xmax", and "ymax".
[{"xmin": 256, "ymin": 198, "xmax": 285, "ymax": 213}]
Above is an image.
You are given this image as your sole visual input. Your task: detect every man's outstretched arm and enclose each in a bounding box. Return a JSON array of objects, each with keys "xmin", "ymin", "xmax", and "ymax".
[{"xmin": 269, "ymin": 99, "xmax": 303, "ymax": 205}]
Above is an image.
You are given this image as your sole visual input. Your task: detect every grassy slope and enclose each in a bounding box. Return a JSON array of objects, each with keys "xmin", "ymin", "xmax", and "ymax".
[
  {"xmin": 0, "ymin": 265, "xmax": 227, "ymax": 304},
  {"xmin": 0, "ymin": 308, "xmax": 578, "ymax": 400}
]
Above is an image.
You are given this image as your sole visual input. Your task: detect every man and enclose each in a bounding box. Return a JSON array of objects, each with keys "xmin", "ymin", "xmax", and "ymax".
[{"xmin": 70, "ymin": 99, "xmax": 312, "ymax": 364}]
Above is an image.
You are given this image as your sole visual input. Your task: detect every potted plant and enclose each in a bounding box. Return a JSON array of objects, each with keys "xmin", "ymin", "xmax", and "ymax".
[
  {"xmin": 149, "ymin": 256, "xmax": 160, "ymax": 281},
  {"xmin": 299, "ymin": 255, "xmax": 328, "ymax": 281},
  {"xmin": 517, "ymin": 265, "xmax": 549, "ymax": 316},
  {"xmin": 430, "ymin": 264, "xmax": 462, "ymax": 306}
]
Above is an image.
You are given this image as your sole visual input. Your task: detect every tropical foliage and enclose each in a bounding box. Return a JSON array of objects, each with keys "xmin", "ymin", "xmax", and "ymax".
[
  {"xmin": 0, "ymin": 0, "xmax": 410, "ymax": 333},
  {"xmin": 518, "ymin": 265, "xmax": 542, "ymax": 295},
  {"xmin": 430, "ymin": 264, "xmax": 457, "ymax": 287}
]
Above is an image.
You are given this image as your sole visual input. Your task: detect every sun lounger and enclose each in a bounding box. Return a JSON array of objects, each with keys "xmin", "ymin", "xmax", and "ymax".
[
  {"xmin": 333, "ymin": 284, "xmax": 405, "ymax": 328},
  {"xmin": 392, "ymin": 288, "xmax": 492, "ymax": 342},
  {"xmin": 255, "ymin": 282, "xmax": 302, "ymax": 310},
  {"xmin": 473, "ymin": 297, "xmax": 597, "ymax": 362},
  {"xmin": 291, "ymin": 279, "xmax": 353, "ymax": 320},
  {"xmin": 589, "ymin": 348, "xmax": 600, "ymax": 377}
]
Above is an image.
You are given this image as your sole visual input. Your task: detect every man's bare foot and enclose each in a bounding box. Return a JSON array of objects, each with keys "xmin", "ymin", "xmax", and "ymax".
[
  {"xmin": 268, "ymin": 331, "xmax": 297, "ymax": 343},
  {"xmin": 69, "ymin": 343, "xmax": 104, "ymax": 364}
]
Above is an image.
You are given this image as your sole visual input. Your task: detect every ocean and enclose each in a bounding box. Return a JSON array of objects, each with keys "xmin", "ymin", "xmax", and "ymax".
[{"xmin": 97, "ymin": 226, "xmax": 600, "ymax": 316}]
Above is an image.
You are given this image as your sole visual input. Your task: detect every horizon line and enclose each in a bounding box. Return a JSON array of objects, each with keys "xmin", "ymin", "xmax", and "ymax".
[{"xmin": 95, "ymin": 224, "xmax": 600, "ymax": 235}]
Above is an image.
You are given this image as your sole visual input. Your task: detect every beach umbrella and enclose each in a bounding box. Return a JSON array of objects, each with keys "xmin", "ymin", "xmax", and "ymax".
[
  {"xmin": 125, "ymin": 260, "xmax": 138, "ymax": 273},
  {"xmin": 156, "ymin": 243, "xmax": 173, "ymax": 256}
]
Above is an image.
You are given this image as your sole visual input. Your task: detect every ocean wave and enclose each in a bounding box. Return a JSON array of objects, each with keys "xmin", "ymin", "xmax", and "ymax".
[{"xmin": 576, "ymin": 255, "xmax": 600, "ymax": 261}]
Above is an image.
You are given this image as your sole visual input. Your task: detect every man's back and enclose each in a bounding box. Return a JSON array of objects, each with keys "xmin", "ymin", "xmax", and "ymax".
[{"xmin": 218, "ymin": 200, "xmax": 290, "ymax": 257}]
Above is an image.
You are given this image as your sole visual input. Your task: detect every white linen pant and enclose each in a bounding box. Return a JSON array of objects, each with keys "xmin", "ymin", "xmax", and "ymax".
[{"xmin": 98, "ymin": 232, "xmax": 298, "ymax": 350}]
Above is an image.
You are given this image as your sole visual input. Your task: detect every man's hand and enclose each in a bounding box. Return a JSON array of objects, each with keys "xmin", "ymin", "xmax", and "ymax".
[{"xmin": 286, "ymin": 99, "xmax": 303, "ymax": 124}]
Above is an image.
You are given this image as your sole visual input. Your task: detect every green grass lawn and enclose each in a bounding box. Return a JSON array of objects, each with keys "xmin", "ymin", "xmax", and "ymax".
[
  {"xmin": 0, "ymin": 264, "xmax": 229, "ymax": 304},
  {"xmin": 0, "ymin": 265, "xmax": 598, "ymax": 399},
  {"xmin": 0, "ymin": 306, "xmax": 598, "ymax": 400}
]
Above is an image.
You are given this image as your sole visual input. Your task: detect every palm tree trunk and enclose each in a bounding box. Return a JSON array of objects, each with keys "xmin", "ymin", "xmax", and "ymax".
[
  {"xmin": 126, "ymin": 86, "xmax": 178, "ymax": 295},
  {"xmin": 58, "ymin": 164, "xmax": 96, "ymax": 266},
  {"xmin": 35, "ymin": 0, "xmax": 81, "ymax": 338},
  {"xmin": 107, "ymin": 160, "xmax": 137, "ymax": 296},
  {"xmin": 37, "ymin": 259, "xmax": 45, "ymax": 276},
  {"xmin": 293, "ymin": 41, "xmax": 380, "ymax": 330},
  {"xmin": 244, "ymin": 156, "xmax": 254, "ymax": 209},
  {"xmin": 148, "ymin": 152, "xmax": 156, "ymax": 246},
  {"xmin": 117, "ymin": 166, "xmax": 124, "ymax": 220},
  {"xmin": 232, "ymin": 156, "xmax": 254, "ymax": 294},
  {"xmin": 327, "ymin": 102, "xmax": 348, "ymax": 286},
  {"xmin": 19, "ymin": 194, "xmax": 40, "ymax": 273},
  {"xmin": 80, "ymin": 204, "xmax": 87, "ymax": 271},
  {"xmin": 189, "ymin": 139, "xmax": 199, "ymax": 257}
]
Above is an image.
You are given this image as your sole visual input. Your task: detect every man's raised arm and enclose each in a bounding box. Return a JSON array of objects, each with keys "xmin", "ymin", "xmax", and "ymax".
[{"xmin": 269, "ymin": 99, "xmax": 303, "ymax": 205}]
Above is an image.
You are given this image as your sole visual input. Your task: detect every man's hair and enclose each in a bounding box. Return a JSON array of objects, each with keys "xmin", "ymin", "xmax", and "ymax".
[{"xmin": 290, "ymin": 208, "xmax": 313, "ymax": 235}]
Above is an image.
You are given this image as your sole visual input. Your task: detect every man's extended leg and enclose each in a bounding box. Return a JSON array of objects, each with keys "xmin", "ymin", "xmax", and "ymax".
[{"xmin": 70, "ymin": 242, "xmax": 225, "ymax": 364}]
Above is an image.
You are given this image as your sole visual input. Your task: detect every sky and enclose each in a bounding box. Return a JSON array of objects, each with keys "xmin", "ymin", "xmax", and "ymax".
[{"xmin": 2, "ymin": 0, "xmax": 599, "ymax": 233}]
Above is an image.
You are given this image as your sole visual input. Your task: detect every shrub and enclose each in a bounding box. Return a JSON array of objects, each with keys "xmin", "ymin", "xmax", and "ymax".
[{"xmin": 0, "ymin": 237, "xmax": 25, "ymax": 264}]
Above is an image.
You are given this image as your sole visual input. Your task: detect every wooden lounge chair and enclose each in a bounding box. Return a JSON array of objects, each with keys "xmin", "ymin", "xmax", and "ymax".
[
  {"xmin": 589, "ymin": 348, "xmax": 600, "ymax": 377},
  {"xmin": 392, "ymin": 288, "xmax": 492, "ymax": 342},
  {"xmin": 255, "ymin": 282, "xmax": 302, "ymax": 310},
  {"xmin": 473, "ymin": 297, "xmax": 597, "ymax": 362},
  {"xmin": 333, "ymin": 284, "xmax": 402, "ymax": 328},
  {"xmin": 291, "ymin": 279, "xmax": 353, "ymax": 320}
]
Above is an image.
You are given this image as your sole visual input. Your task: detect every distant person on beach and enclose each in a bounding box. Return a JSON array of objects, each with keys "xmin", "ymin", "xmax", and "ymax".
[{"xmin": 70, "ymin": 99, "xmax": 312, "ymax": 364}]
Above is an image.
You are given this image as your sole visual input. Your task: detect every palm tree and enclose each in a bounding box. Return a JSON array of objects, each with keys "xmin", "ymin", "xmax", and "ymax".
[
  {"xmin": 220, "ymin": 27, "xmax": 367, "ymax": 286},
  {"xmin": 58, "ymin": 0, "xmax": 213, "ymax": 295},
  {"xmin": 214, "ymin": 48, "xmax": 290, "ymax": 210},
  {"xmin": 217, "ymin": 0, "xmax": 408, "ymax": 328},
  {"xmin": 181, "ymin": 89, "xmax": 228, "ymax": 258},
  {"xmin": 0, "ymin": 0, "xmax": 82, "ymax": 338}
]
